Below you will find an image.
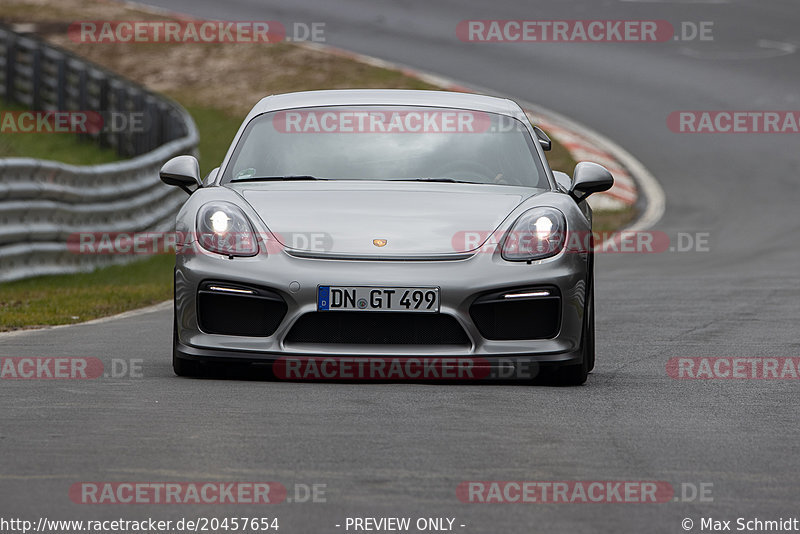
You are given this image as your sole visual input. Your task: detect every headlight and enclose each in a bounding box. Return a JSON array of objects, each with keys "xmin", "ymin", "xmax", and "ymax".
[
  {"xmin": 501, "ymin": 207, "xmax": 566, "ymax": 261},
  {"xmin": 196, "ymin": 202, "xmax": 259, "ymax": 257}
]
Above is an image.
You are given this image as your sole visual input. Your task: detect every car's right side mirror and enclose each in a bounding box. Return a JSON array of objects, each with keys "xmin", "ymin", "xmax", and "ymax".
[{"xmin": 570, "ymin": 161, "xmax": 614, "ymax": 202}]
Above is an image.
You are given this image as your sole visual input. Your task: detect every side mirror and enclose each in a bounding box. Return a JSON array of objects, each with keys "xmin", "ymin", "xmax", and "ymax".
[
  {"xmin": 532, "ymin": 126, "xmax": 551, "ymax": 151},
  {"xmin": 160, "ymin": 155, "xmax": 202, "ymax": 195},
  {"xmin": 570, "ymin": 162, "xmax": 614, "ymax": 202}
]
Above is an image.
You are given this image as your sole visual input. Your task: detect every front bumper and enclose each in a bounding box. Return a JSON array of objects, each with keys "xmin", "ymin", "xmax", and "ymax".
[{"xmin": 174, "ymin": 242, "xmax": 590, "ymax": 366}]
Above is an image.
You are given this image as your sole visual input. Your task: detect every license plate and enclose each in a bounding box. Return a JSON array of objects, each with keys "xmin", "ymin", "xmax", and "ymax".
[{"xmin": 318, "ymin": 286, "xmax": 440, "ymax": 313}]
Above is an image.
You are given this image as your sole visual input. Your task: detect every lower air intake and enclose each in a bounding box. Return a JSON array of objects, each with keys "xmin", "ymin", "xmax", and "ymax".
[{"xmin": 285, "ymin": 312, "xmax": 469, "ymax": 345}]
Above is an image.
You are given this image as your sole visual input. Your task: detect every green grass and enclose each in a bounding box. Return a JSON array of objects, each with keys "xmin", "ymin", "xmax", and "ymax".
[
  {"xmin": 0, "ymin": 254, "xmax": 174, "ymax": 331},
  {"xmin": 0, "ymin": 100, "xmax": 121, "ymax": 164}
]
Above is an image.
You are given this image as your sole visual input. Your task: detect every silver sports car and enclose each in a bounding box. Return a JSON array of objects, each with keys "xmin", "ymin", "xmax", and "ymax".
[{"xmin": 160, "ymin": 89, "xmax": 613, "ymax": 385}]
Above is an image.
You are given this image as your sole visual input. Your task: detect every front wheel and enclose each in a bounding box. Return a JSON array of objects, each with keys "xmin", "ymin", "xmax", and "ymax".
[
  {"xmin": 586, "ymin": 281, "xmax": 596, "ymax": 372},
  {"xmin": 173, "ymin": 314, "xmax": 203, "ymax": 377},
  {"xmin": 552, "ymin": 282, "xmax": 594, "ymax": 386},
  {"xmin": 173, "ymin": 353, "xmax": 202, "ymax": 377}
]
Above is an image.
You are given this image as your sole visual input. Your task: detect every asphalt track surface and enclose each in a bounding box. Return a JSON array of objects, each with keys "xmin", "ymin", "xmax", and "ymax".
[{"xmin": 2, "ymin": 1, "xmax": 800, "ymax": 532}]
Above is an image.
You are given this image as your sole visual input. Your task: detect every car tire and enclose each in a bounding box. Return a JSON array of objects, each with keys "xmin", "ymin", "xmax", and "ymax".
[
  {"xmin": 172, "ymin": 315, "xmax": 202, "ymax": 377},
  {"xmin": 173, "ymin": 353, "xmax": 202, "ymax": 377},
  {"xmin": 586, "ymin": 280, "xmax": 596, "ymax": 373},
  {"xmin": 552, "ymin": 280, "xmax": 593, "ymax": 386}
]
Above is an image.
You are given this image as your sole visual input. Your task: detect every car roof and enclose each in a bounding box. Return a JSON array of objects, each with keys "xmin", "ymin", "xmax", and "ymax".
[{"xmin": 246, "ymin": 89, "xmax": 527, "ymax": 120}]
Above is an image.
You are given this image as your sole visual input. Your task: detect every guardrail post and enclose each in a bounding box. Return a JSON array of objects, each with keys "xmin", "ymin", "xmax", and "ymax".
[
  {"xmin": 76, "ymin": 62, "xmax": 89, "ymax": 143},
  {"xmin": 3, "ymin": 31, "xmax": 16, "ymax": 103},
  {"xmin": 56, "ymin": 53, "xmax": 66, "ymax": 110},
  {"xmin": 30, "ymin": 45, "xmax": 42, "ymax": 109},
  {"xmin": 96, "ymin": 71, "xmax": 110, "ymax": 149}
]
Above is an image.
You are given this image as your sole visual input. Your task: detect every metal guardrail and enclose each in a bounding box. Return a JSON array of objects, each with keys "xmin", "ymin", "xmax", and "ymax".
[{"xmin": 0, "ymin": 25, "xmax": 198, "ymax": 283}]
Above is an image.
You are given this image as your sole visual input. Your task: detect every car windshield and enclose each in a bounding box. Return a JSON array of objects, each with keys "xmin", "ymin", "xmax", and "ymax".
[{"xmin": 221, "ymin": 105, "xmax": 549, "ymax": 188}]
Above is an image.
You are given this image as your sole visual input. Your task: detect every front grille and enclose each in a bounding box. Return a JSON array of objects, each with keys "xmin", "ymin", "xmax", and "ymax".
[
  {"xmin": 469, "ymin": 287, "xmax": 561, "ymax": 340},
  {"xmin": 285, "ymin": 312, "xmax": 470, "ymax": 345},
  {"xmin": 197, "ymin": 283, "xmax": 287, "ymax": 337}
]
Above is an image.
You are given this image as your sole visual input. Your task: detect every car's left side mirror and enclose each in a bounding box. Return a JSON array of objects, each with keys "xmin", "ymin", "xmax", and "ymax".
[
  {"xmin": 570, "ymin": 162, "xmax": 614, "ymax": 202},
  {"xmin": 532, "ymin": 126, "xmax": 551, "ymax": 151},
  {"xmin": 160, "ymin": 155, "xmax": 202, "ymax": 195}
]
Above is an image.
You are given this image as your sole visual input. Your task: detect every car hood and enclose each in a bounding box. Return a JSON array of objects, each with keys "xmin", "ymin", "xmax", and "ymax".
[{"xmin": 233, "ymin": 182, "xmax": 536, "ymax": 258}]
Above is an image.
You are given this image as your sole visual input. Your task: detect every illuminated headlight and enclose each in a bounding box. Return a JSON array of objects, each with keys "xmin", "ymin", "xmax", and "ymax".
[
  {"xmin": 501, "ymin": 207, "xmax": 566, "ymax": 261},
  {"xmin": 196, "ymin": 202, "xmax": 258, "ymax": 257},
  {"xmin": 209, "ymin": 211, "xmax": 231, "ymax": 234}
]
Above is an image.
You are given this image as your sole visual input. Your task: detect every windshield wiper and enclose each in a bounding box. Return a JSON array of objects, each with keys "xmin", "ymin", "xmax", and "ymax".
[
  {"xmin": 389, "ymin": 177, "xmax": 481, "ymax": 184},
  {"xmin": 232, "ymin": 175, "xmax": 328, "ymax": 183}
]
